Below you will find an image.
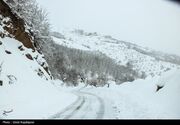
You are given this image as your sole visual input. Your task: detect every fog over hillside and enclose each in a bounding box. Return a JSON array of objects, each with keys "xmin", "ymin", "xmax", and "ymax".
[{"xmin": 37, "ymin": 0, "xmax": 180, "ymax": 56}]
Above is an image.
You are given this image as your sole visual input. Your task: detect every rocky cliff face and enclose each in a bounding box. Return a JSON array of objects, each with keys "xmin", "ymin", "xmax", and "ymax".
[
  {"xmin": 0, "ymin": 0, "xmax": 34, "ymax": 50},
  {"xmin": 0, "ymin": 0, "xmax": 52, "ymax": 80}
]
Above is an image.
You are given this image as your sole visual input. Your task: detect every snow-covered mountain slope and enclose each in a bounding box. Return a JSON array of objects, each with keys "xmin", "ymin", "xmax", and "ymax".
[
  {"xmin": 0, "ymin": 2, "xmax": 76, "ymax": 119},
  {"xmin": 51, "ymin": 29, "xmax": 180, "ymax": 77},
  {"xmin": 0, "ymin": 38, "xmax": 77, "ymax": 118}
]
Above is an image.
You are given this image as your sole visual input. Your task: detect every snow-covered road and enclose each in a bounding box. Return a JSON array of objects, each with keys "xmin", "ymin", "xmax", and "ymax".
[
  {"xmin": 50, "ymin": 89, "xmax": 106, "ymax": 119},
  {"xmin": 52, "ymin": 69, "xmax": 180, "ymax": 119}
]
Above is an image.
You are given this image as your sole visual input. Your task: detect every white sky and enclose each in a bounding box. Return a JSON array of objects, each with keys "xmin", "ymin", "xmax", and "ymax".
[{"xmin": 37, "ymin": 0, "xmax": 180, "ymax": 56}]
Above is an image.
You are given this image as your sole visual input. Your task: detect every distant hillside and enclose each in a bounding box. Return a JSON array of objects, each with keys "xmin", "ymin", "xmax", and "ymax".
[{"xmin": 51, "ymin": 29, "xmax": 180, "ymax": 77}]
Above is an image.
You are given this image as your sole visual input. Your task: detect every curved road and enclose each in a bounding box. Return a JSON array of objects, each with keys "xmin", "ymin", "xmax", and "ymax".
[{"xmin": 50, "ymin": 90, "xmax": 105, "ymax": 119}]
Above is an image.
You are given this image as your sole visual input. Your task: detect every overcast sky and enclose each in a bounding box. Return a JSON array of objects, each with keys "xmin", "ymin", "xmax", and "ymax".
[{"xmin": 37, "ymin": 0, "xmax": 180, "ymax": 56}]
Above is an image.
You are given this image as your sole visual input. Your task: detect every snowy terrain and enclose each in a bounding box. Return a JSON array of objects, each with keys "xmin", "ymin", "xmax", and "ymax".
[
  {"xmin": 0, "ymin": 14, "xmax": 76, "ymax": 119},
  {"xmin": 1, "ymin": 0, "xmax": 180, "ymax": 119},
  {"xmin": 52, "ymin": 30, "xmax": 180, "ymax": 77},
  {"xmin": 1, "ymin": 25, "xmax": 180, "ymax": 119},
  {"xmin": 0, "ymin": 37, "xmax": 77, "ymax": 119},
  {"xmin": 90, "ymin": 69, "xmax": 180, "ymax": 119},
  {"xmin": 48, "ymin": 29, "xmax": 180, "ymax": 119},
  {"xmin": 53, "ymin": 69, "xmax": 180, "ymax": 119}
]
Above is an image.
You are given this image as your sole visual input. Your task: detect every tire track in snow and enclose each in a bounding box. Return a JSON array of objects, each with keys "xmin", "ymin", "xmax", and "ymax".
[
  {"xmin": 79, "ymin": 91, "xmax": 105, "ymax": 119},
  {"xmin": 49, "ymin": 93, "xmax": 83, "ymax": 119},
  {"xmin": 50, "ymin": 89, "xmax": 105, "ymax": 119},
  {"xmin": 63, "ymin": 96, "xmax": 85, "ymax": 119}
]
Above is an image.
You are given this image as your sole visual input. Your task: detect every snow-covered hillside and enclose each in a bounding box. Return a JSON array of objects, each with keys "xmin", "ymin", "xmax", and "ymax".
[
  {"xmin": 52, "ymin": 30, "xmax": 180, "ymax": 77},
  {"xmin": 0, "ymin": 3, "xmax": 76, "ymax": 119}
]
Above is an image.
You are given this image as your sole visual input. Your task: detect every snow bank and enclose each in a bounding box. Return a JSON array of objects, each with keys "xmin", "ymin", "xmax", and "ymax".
[
  {"xmin": 155, "ymin": 69, "xmax": 180, "ymax": 117},
  {"xmin": 82, "ymin": 69, "xmax": 180, "ymax": 119}
]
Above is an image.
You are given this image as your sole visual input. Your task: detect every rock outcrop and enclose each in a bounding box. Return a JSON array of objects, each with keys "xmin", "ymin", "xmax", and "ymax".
[{"xmin": 0, "ymin": 0, "xmax": 34, "ymax": 50}]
